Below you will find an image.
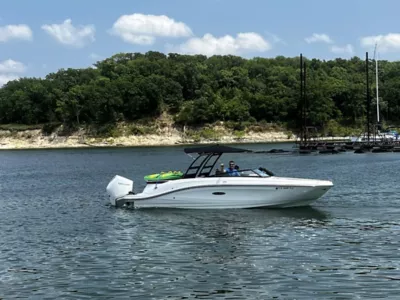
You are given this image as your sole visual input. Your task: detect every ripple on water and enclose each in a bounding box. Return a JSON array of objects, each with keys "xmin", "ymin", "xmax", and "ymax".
[{"xmin": 1, "ymin": 147, "xmax": 400, "ymax": 299}]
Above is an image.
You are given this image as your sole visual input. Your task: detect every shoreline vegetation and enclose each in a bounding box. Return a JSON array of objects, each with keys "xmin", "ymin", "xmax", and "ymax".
[{"xmin": 1, "ymin": 51, "xmax": 397, "ymax": 150}]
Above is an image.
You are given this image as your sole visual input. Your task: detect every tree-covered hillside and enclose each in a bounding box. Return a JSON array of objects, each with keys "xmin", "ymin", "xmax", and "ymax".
[{"xmin": 0, "ymin": 51, "xmax": 398, "ymax": 134}]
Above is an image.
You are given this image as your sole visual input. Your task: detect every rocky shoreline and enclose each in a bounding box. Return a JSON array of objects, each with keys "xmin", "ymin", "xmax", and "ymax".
[{"xmin": 0, "ymin": 128, "xmax": 297, "ymax": 150}]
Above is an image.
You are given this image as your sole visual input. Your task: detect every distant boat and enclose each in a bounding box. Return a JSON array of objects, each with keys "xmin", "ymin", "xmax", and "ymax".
[{"xmin": 350, "ymin": 128, "xmax": 398, "ymax": 143}]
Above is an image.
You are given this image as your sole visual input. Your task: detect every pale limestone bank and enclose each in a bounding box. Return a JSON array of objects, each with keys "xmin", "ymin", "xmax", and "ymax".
[{"xmin": 0, "ymin": 125, "xmax": 296, "ymax": 150}]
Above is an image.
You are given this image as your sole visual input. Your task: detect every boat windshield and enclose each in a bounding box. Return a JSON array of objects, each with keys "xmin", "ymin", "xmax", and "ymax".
[
  {"xmin": 251, "ymin": 168, "xmax": 271, "ymax": 177},
  {"xmin": 215, "ymin": 168, "xmax": 271, "ymax": 178}
]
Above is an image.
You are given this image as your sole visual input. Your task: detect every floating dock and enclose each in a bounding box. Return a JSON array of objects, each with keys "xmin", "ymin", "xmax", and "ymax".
[{"xmin": 293, "ymin": 51, "xmax": 399, "ymax": 155}]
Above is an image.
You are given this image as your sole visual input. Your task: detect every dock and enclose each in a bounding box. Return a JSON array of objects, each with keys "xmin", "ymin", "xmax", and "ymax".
[{"xmin": 292, "ymin": 52, "xmax": 399, "ymax": 155}]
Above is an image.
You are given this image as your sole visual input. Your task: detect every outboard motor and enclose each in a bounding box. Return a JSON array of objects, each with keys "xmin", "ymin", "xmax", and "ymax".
[{"xmin": 106, "ymin": 175, "xmax": 134, "ymax": 206}]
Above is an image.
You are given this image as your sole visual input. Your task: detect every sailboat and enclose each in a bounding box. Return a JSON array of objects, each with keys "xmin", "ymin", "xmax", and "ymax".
[{"xmin": 351, "ymin": 45, "xmax": 398, "ymax": 142}]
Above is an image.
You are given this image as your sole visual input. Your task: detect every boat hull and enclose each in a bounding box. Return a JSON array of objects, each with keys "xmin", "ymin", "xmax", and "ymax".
[{"xmin": 114, "ymin": 180, "xmax": 332, "ymax": 209}]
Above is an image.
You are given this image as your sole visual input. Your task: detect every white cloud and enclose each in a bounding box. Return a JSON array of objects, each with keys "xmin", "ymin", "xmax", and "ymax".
[
  {"xmin": 175, "ymin": 32, "xmax": 271, "ymax": 56},
  {"xmin": 110, "ymin": 13, "xmax": 192, "ymax": 45},
  {"xmin": 360, "ymin": 33, "xmax": 400, "ymax": 52},
  {"xmin": 0, "ymin": 24, "xmax": 32, "ymax": 42},
  {"xmin": 41, "ymin": 19, "xmax": 95, "ymax": 48},
  {"xmin": 123, "ymin": 35, "xmax": 155, "ymax": 45},
  {"xmin": 330, "ymin": 44, "xmax": 354, "ymax": 55},
  {"xmin": 265, "ymin": 31, "xmax": 286, "ymax": 45},
  {"xmin": 0, "ymin": 59, "xmax": 26, "ymax": 87},
  {"xmin": 0, "ymin": 59, "xmax": 26, "ymax": 73},
  {"xmin": 305, "ymin": 33, "xmax": 333, "ymax": 44},
  {"xmin": 0, "ymin": 74, "xmax": 19, "ymax": 87}
]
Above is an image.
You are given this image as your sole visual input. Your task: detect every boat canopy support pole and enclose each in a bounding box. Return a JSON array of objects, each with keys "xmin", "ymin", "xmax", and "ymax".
[{"xmin": 183, "ymin": 153, "xmax": 222, "ymax": 178}]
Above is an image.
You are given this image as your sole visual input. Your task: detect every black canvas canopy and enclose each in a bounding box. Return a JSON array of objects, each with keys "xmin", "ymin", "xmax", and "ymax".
[{"xmin": 184, "ymin": 144, "xmax": 252, "ymax": 154}]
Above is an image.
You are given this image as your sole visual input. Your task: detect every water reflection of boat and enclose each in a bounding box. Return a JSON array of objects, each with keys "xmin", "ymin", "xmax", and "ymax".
[
  {"xmin": 136, "ymin": 206, "xmax": 329, "ymax": 221},
  {"xmin": 106, "ymin": 144, "xmax": 333, "ymax": 209}
]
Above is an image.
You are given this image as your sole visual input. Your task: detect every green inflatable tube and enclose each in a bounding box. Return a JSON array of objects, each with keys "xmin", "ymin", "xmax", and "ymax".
[{"xmin": 144, "ymin": 171, "xmax": 184, "ymax": 182}]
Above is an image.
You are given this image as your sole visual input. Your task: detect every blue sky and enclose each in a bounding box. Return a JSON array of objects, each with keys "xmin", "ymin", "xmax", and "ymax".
[{"xmin": 1, "ymin": 0, "xmax": 400, "ymax": 86}]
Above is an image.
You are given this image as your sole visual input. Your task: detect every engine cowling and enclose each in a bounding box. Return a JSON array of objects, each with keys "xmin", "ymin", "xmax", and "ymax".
[{"xmin": 106, "ymin": 175, "xmax": 133, "ymax": 206}]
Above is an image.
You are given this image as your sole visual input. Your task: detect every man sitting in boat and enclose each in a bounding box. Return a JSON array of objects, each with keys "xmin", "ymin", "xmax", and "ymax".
[{"xmin": 225, "ymin": 161, "xmax": 240, "ymax": 176}]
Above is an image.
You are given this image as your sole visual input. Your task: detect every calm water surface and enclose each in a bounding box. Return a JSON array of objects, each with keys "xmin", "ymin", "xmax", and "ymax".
[{"xmin": 1, "ymin": 143, "xmax": 400, "ymax": 299}]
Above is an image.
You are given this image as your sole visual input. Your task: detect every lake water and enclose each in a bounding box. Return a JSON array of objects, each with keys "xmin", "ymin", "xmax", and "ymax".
[{"xmin": 1, "ymin": 143, "xmax": 400, "ymax": 299}]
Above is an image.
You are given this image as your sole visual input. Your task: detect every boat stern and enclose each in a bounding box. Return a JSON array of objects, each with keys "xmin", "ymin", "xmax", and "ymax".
[{"xmin": 106, "ymin": 175, "xmax": 134, "ymax": 206}]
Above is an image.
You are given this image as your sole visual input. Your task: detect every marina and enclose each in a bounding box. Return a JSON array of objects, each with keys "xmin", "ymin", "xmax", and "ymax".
[{"xmin": 294, "ymin": 52, "xmax": 399, "ymax": 155}]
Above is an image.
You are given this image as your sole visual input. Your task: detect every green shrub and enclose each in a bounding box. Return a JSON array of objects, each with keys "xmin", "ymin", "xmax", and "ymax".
[
  {"xmin": 233, "ymin": 130, "xmax": 245, "ymax": 139},
  {"xmin": 199, "ymin": 128, "xmax": 220, "ymax": 140},
  {"xmin": 0, "ymin": 124, "xmax": 42, "ymax": 131},
  {"xmin": 324, "ymin": 119, "xmax": 361, "ymax": 137},
  {"xmin": 57, "ymin": 123, "xmax": 80, "ymax": 136},
  {"xmin": 88, "ymin": 123, "xmax": 123, "ymax": 138},
  {"xmin": 42, "ymin": 122, "xmax": 62, "ymax": 135},
  {"xmin": 185, "ymin": 127, "xmax": 220, "ymax": 141},
  {"xmin": 224, "ymin": 121, "xmax": 245, "ymax": 131},
  {"xmin": 129, "ymin": 125, "xmax": 154, "ymax": 135}
]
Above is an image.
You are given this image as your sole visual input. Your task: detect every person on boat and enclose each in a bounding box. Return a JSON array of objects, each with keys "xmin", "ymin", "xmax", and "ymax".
[{"xmin": 225, "ymin": 161, "xmax": 240, "ymax": 176}]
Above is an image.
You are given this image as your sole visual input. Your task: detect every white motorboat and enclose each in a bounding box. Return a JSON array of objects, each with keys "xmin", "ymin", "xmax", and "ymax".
[
  {"xmin": 349, "ymin": 129, "xmax": 399, "ymax": 143},
  {"xmin": 106, "ymin": 144, "xmax": 333, "ymax": 209}
]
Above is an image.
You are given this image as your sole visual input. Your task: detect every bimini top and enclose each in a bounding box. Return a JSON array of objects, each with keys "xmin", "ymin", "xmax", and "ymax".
[{"xmin": 183, "ymin": 144, "xmax": 252, "ymax": 154}]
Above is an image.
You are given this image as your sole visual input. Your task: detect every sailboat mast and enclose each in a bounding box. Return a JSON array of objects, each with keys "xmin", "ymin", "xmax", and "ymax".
[
  {"xmin": 366, "ymin": 52, "xmax": 370, "ymax": 142},
  {"xmin": 374, "ymin": 43, "xmax": 380, "ymax": 124}
]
